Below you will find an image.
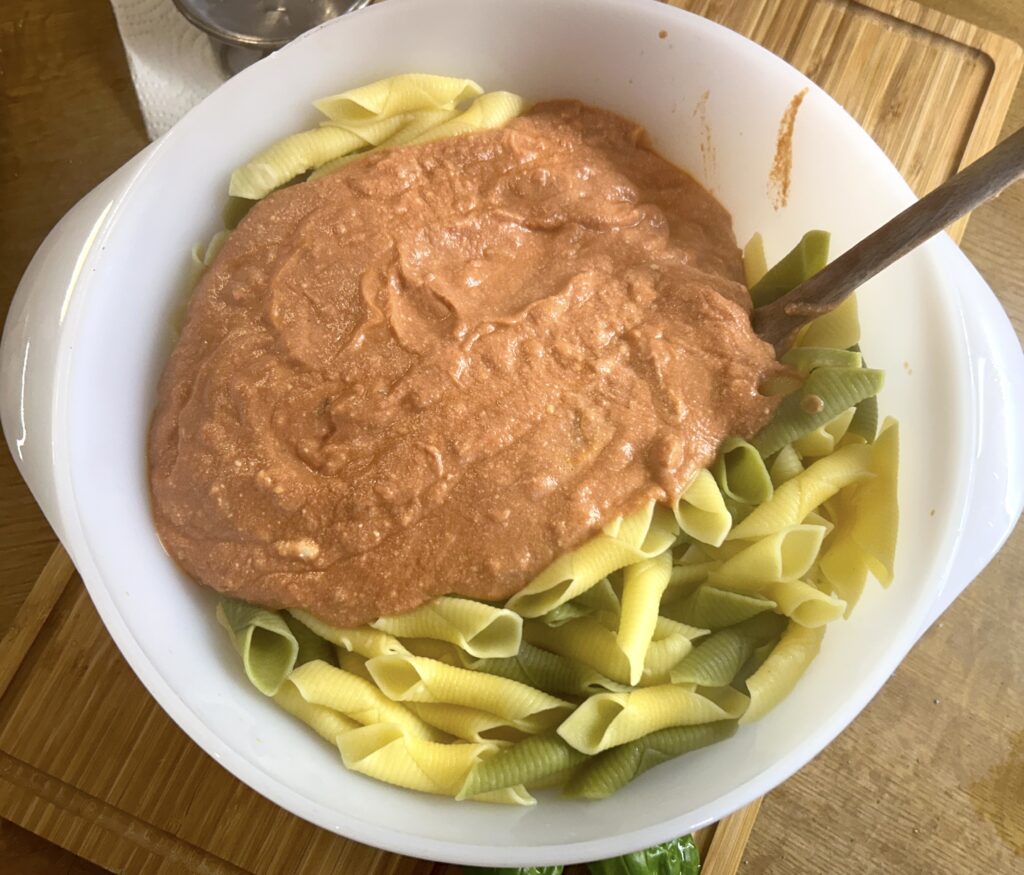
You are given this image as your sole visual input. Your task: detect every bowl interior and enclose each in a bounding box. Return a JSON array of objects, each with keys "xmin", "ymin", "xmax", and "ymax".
[{"xmin": 57, "ymin": 0, "xmax": 970, "ymax": 865}]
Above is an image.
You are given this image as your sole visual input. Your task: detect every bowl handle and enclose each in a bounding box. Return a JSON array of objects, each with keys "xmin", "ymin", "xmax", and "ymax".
[
  {"xmin": 0, "ymin": 147, "xmax": 154, "ymax": 540},
  {"xmin": 923, "ymin": 236, "xmax": 1024, "ymax": 629}
]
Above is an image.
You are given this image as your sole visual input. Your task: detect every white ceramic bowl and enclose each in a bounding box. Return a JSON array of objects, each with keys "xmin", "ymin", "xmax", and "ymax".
[{"xmin": 2, "ymin": 0, "xmax": 1022, "ymax": 866}]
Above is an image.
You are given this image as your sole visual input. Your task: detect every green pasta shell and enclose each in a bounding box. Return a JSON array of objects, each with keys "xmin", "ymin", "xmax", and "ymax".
[
  {"xmin": 847, "ymin": 393, "xmax": 879, "ymax": 442},
  {"xmin": 749, "ymin": 230, "xmax": 830, "ymax": 307},
  {"xmin": 458, "ymin": 733, "xmax": 587, "ymax": 799},
  {"xmin": 283, "ymin": 613, "xmax": 337, "ymax": 667},
  {"xmin": 712, "ymin": 437, "xmax": 773, "ymax": 506},
  {"xmin": 768, "ymin": 444, "xmax": 804, "ymax": 487},
  {"xmin": 468, "ymin": 642, "xmax": 626, "ymax": 697},
  {"xmin": 752, "ymin": 366, "xmax": 884, "ymax": 457},
  {"xmin": 670, "ymin": 613, "xmax": 787, "ymax": 686},
  {"xmin": 664, "ymin": 586, "xmax": 777, "ymax": 630},
  {"xmin": 216, "ymin": 598, "xmax": 298, "ymax": 696},
  {"xmin": 539, "ymin": 600, "xmax": 597, "ymax": 627},
  {"xmin": 724, "ymin": 496, "xmax": 754, "ymax": 526},
  {"xmin": 732, "ymin": 641, "xmax": 779, "ymax": 693},
  {"xmin": 535, "ymin": 575, "xmax": 647, "ymax": 636},
  {"xmin": 222, "ymin": 195, "xmax": 256, "ymax": 230},
  {"xmin": 563, "ymin": 721, "xmax": 737, "ymax": 799},
  {"xmin": 842, "ymin": 345, "xmax": 879, "ymax": 442},
  {"xmin": 671, "ymin": 631, "xmax": 752, "ymax": 687},
  {"xmin": 780, "ymin": 347, "xmax": 863, "ymax": 375}
]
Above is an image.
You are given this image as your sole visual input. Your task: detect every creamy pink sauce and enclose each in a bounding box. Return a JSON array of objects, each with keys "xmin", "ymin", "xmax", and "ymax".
[{"xmin": 149, "ymin": 101, "xmax": 783, "ymax": 626}]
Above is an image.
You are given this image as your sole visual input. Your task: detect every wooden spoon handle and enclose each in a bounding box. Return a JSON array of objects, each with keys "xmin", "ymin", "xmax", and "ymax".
[{"xmin": 752, "ymin": 126, "xmax": 1024, "ymax": 350}]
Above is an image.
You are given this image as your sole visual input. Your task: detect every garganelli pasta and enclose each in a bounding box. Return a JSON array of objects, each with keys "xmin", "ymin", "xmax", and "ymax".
[
  {"xmin": 369, "ymin": 596, "xmax": 523, "ymax": 659},
  {"xmin": 204, "ymin": 74, "xmax": 900, "ymax": 804}
]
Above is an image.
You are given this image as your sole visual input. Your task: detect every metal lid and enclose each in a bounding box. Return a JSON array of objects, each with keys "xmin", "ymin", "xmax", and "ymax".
[{"xmin": 172, "ymin": 0, "xmax": 372, "ymax": 50}]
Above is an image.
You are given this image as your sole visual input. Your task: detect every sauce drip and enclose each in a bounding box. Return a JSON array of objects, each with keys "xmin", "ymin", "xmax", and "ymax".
[{"xmin": 768, "ymin": 87, "xmax": 808, "ymax": 210}]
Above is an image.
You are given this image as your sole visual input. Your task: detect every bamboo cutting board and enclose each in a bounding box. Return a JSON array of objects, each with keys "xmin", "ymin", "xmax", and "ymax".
[{"xmin": 0, "ymin": 1, "xmax": 1020, "ymax": 873}]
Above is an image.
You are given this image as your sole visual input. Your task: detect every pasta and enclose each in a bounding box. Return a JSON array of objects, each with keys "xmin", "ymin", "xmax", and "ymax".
[
  {"xmin": 663, "ymin": 586, "xmax": 778, "ymax": 630},
  {"xmin": 289, "ymin": 609, "xmax": 410, "ymax": 658},
  {"xmin": 402, "ymin": 637, "xmax": 466, "ymax": 666},
  {"xmin": 797, "ymin": 295, "xmax": 861, "ymax": 350},
  {"xmin": 848, "ymin": 391, "xmax": 880, "ymax": 442},
  {"xmin": 751, "ymin": 367, "xmax": 884, "ymax": 457},
  {"xmin": 670, "ymin": 613, "xmax": 786, "ymax": 686},
  {"xmin": 506, "ymin": 501, "xmax": 678, "ymax": 618},
  {"xmin": 313, "ymin": 73, "xmax": 482, "ymax": 123},
  {"xmin": 636, "ymin": 617, "xmax": 710, "ymax": 686},
  {"xmin": 742, "ymin": 232, "xmax": 768, "ymax": 288},
  {"xmin": 564, "ymin": 720, "xmax": 738, "ymax": 799},
  {"xmin": 405, "ymin": 702, "xmax": 530, "ymax": 743},
  {"xmin": 216, "ymin": 599, "xmax": 297, "ymax": 696},
  {"xmin": 523, "ymin": 613, "xmax": 704, "ymax": 687},
  {"xmin": 337, "ymin": 722, "xmax": 497, "ymax": 797},
  {"xmin": 309, "ymin": 108, "xmax": 459, "ymax": 179},
  {"xmin": 791, "ymin": 407, "xmax": 856, "ymax": 457},
  {"xmin": 274, "ymin": 680, "xmax": 358, "ymax": 743},
  {"xmin": 761, "ymin": 580, "xmax": 846, "ymax": 627},
  {"xmin": 229, "ymin": 126, "xmax": 368, "ymax": 199},
  {"xmin": 671, "ymin": 469, "xmax": 732, "ymax": 547},
  {"xmin": 712, "ymin": 437, "xmax": 774, "ymax": 506},
  {"xmin": 288, "ymin": 660, "xmax": 442, "ymax": 741},
  {"xmin": 336, "ymin": 650, "xmax": 375, "ymax": 682},
  {"xmin": 457, "ymin": 733, "xmax": 588, "ymax": 800},
  {"xmin": 741, "ymin": 623, "xmax": 826, "ymax": 723},
  {"xmin": 710, "ymin": 524, "xmax": 827, "ymax": 586},
  {"xmin": 538, "ymin": 577, "xmax": 622, "ymax": 628},
  {"xmin": 284, "ymin": 613, "xmax": 337, "ymax": 666},
  {"xmin": 749, "ymin": 230, "xmax": 830, "ymax": 307},
  {"xmin": 467, "ymin": 641, "xmax": 629, "ymax": 697},
  {"xmin": 780, "ymin": 347, "xmax": 862, "ymax": 376},
  {"xmin": 819, "ymin": 419, "xmax": 900, "ymax": 612},
  {"xmin": 617, "ymin": 551, "xmax": 674, "ymax": 685},
  {"xmin": 406, "ymin": 91, "xmax": 528, "ymax": 144},
  {"xmin": 727, "ymin": 445, "xmax": 873, "ymax": 541},
  {"xmin": 366, "ymin": 655, "xmax": 572, "ymax": 726},
  {"xmin": 769, "ymin": 444, "xmax": 804, "ymax": 487},
  {"xmin": 557, "ymin": 685, "xmax": 748, "ymax": 755},
  {"xmin": 662, "ymin": 560, "xmax": 716, "ymax": 604},
  {"xmin": 371, "ymin": 596, "xmax": 523, "ymax": 659},
  {"xmin": 210, "ymin": 75, "xmax": 899, "ymax": 804},
  {"xmin": 229, "ymin": 74, "xmax": 525, "ymax": 199}
]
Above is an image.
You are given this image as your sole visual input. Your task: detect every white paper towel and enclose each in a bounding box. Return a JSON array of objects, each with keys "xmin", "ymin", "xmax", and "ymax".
[{"xmin": 109, "ymin": 0, "xmax": 228, "ymax": 140}]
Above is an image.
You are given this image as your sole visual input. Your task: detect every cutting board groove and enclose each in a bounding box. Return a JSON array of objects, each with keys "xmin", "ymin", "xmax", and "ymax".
[{"xmin": 1, "ymin": 0, "xmax": 1020, "ymax": 872}]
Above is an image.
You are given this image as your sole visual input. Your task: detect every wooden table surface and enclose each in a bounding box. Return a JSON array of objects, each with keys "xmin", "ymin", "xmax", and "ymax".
[{"xmin": 1, "ymin": 1, "xmax": 1021, "ymax": 872}]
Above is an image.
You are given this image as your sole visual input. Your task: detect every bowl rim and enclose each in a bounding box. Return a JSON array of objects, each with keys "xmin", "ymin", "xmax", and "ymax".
[{"xmin": 43, "ymin": 0, "xmax": 978, "ymax": 865}]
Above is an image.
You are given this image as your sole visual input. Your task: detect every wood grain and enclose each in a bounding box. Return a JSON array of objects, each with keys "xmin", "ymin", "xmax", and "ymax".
[
  {"xmin": 0, "ymin": 548, "xmax": 74, "ymax": 698},
  {"xmin": 700, "ymin": 799, "xmax": 763, "ymax": 875},
  {"xmin": 0, "ymin": 819, "xmax": 106, "ymax": 875},
  {"xmin": 0, "ymin": 0, "xmax": 146, "ymax": 633},
  {"xmin": 1, "ymin": 1, "xmax": 1022, "ymax": 873},
  {"xmin": 0, "ymin": 572, "xmax": 440, "ymax": 875}
]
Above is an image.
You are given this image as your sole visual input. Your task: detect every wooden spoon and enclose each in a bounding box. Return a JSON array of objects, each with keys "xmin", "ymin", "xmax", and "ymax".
[{"xmin": 752, "ymin": 126, "xmax": 1024, "ymax": 352}]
